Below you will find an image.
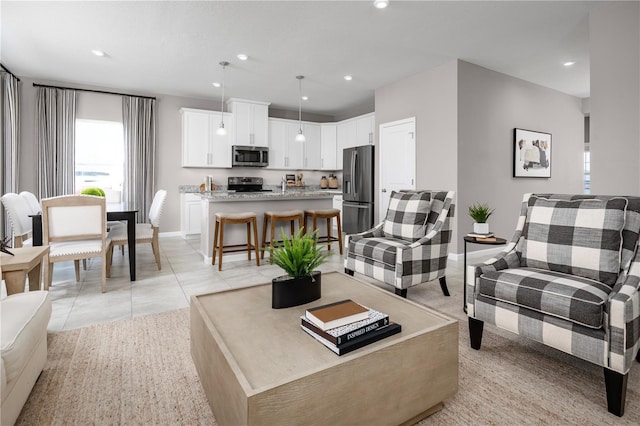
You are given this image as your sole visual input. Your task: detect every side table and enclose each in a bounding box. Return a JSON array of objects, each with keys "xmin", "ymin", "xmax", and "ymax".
[
  {"xmin": 463, "ymin": 236, "xmax": 507, "ymax": 312},
  {"xmin": 1, "ymin": 245, "xmax": 50, "ymax": 295}
]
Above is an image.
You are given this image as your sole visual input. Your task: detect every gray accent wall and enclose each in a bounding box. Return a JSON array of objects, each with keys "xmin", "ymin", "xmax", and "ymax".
[
  {"xmin": 589, "ymin": 1, "xmax": 640, "ymax": 195},
  {"xmin": 374, "ymin": 60, "xmax": 584, "ymax": 254},
  {"xmin": 457, "ymin": 61, "xmax": 584, "ymax": 251}
]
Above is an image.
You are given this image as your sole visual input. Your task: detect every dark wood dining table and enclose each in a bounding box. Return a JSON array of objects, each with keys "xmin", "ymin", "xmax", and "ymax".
[{"xmin": 31, "ymin": 205, "xmax": 139, "ymax": 281}]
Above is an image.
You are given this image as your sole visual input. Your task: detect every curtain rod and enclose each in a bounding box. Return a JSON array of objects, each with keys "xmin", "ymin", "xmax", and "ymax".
[
  {"xmin": 32, "ymin": 83, "xmax": 156, "ymax": 100},
  {"xmin": 1, "ymin": 64, "xmax": 21, "ymax": 82}
]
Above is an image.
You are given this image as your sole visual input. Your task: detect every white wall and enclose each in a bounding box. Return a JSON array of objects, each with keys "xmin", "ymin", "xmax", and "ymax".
[
  {"xmin": 17, "ymin": 79, "xmax": 339, "ymax": 233},
  {"xmin": 589, "ymin": 1, "xmax": 640, "ymax": 195},
  {"xmin": 457, "ymin": 61, "xmax": 584, "ymax": 251}
]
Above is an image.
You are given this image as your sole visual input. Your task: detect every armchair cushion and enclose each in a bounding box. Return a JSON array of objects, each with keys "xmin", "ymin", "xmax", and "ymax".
[
  {"xmin": 521, "ymin": 196, "xmax": 627, "ymax": 286},
  {"xmin": 348, "ymin": 236, "xmax": 409, "ymax": 269},
  {"xmin": 479, "ymin": 267, "xmax": 612, "ymax": 328},
  {"xmin": 383, "ymin": 191, "xmax": 431, "ymax": 242}
]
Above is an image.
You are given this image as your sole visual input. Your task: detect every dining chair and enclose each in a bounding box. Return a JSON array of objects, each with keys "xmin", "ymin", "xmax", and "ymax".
[
  {"xmin": 41, "ymin": 194, "xmax": 110, "ymax": 292},
  {"xmin": 1, "ymin": 193, "xmax": 33, "ymax": 247},
  {"xmin": 19, "ymin": 191, "xmax": 41, "ymax": 215},
  {"xmin": 106, "ymin": 189, "xmax": 167, "ymax": 275}
]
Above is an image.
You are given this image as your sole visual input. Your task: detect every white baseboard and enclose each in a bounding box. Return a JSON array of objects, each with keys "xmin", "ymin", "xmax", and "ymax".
[
  {"xmin": 448, "ymin": 245, "xmax": 505, "ymax": 262},
  {"xmin": 159, "ymin": 231, "xmax": 182, "ymax": 238}
]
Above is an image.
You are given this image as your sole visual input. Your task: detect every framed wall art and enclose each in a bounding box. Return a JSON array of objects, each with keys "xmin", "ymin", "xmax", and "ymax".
[{"xmin": 513, "ymin": 128, "xmax": 551, "ymax": 178}]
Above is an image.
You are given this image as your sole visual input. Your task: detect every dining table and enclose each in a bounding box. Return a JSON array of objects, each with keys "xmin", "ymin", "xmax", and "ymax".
[{"xmin": 30, "ymin": 203, "xmax": 139, "ymax": 281}]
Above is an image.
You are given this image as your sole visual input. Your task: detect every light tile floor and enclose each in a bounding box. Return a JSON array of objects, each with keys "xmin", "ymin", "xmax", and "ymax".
[{"xmin": 2, "ymin": 236, "xmax": 466, "ymax": 332}]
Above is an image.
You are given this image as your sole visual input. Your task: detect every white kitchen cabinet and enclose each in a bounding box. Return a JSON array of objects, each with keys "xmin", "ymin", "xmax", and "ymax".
[
  {"xmin": 356, "ymin": 113, "xmax": 375, "ymax": 146},
  {"xmin": 226, "ymin": 98, "xmax": 270, "ymax": 147},
  {"xmin": 336, "ymin": 120, "xmax": 356, "ymax": 170},
  {"xmin": 320, "ymin": 123, "xmax": 337, "ymax": 170},
  {"xmin": 303, "ymin": 123, "xmax": 321, "ymax": 169},
  {"xmin": 181, "ymin": 108, "xmax": 233, "ymax": 168},
  {"xmin": 268, "ymin": 119, "xmax": 287, "ymax": 169},
  {"xmin": 286, "ymin": 121, "xmax": 304, "ymax": 169},
  {"xmin": 180, "ymin": 193, "xmax": 202, "ymax": 238}
]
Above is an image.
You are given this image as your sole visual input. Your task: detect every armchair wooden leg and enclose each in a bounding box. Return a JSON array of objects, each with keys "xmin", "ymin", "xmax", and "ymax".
[
  {"xmin": 344, "ymin": 268, "xmax": 354, "ymax": 276},
  {"xmin": 604, "ymin": 368, "xmax": 628, "ymax": 417},
  {"xmin": 439, "ymin": 277, "xmax": 450, "ymax": 296},
  {"xmin": 394, "ymin": 288, "xmax": 408, "ymax": 298},
  {"xmin": 469, "ymin": 317, "xmax": 484, "ymax": 350}
]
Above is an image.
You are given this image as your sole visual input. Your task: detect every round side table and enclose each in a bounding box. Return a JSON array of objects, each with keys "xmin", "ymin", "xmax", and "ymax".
[{"xmin": 463, "ymin": 236, "xmax": 507, "ymax": 313}]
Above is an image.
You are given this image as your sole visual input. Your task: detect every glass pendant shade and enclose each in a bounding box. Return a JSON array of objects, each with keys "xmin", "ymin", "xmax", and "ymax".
[
  {"xmin": 216, "ymin": 122, "xmax": 227, "ymax": 136},
  {"xmin": 295, "ymin": 128, "xmax": 306, "ymax": 142}
]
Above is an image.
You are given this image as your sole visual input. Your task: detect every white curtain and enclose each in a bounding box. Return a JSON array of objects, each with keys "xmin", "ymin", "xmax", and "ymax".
[
  {"xmin": 35, "ymin": 87, "xmax": 76, "ymax": 198},
  {"xmin": 1, "ymin": 71, "xmax": 20, "ymax": 238},
  {"xmin": 122, "ymin": 96, "xmax": 156, "ymax": 223}
]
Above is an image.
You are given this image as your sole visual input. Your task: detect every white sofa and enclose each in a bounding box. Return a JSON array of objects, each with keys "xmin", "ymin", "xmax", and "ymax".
[{"xmin": 1, "ymin": 291, "xmax": 51, "ymax": 425}]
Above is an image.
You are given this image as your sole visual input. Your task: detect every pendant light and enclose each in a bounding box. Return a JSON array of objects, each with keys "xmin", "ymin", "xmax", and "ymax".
[
  {"xmin": 216, "ymin": 61, "xmax": 229, "ymax": 136},
  {"xmin": 295, "ymin": 75, "xmax": 306, "ymax": 142}
]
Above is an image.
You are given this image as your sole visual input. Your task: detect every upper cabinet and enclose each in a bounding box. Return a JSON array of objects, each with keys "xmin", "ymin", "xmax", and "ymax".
[
  {"xmin": 336, "ymin": 113, "xmax": 375, "ymax": 170},
  {"xmin": 303, "ymin": 123, "xmax": 321, "ymax": 170},
  {"xmin": 355, "ymin": 113, "xmax": 375, "ymax": 146},
  {"xmin": 180, "ymin": 108, "xmax": 233, "ymax": 168},
  {"xmin": 320, "ymin": 124, "xmax": 337, "ymax": 171},
  {"xmin": 226, "ymin": 98, "xmax": 270, "ymax": 147},
  {"xmin": 268, "ymin": 119, "xmax": 321, "ymax": 170}
]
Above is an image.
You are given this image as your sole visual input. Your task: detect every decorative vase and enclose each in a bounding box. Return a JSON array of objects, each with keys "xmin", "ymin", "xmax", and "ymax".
[
  {"xmin": 473, "ymin": 222, "xmax": 489, "ymax": 234},
  {"xmin": 272, "ymin": 270, "xmax": 322, "ymax": 309}
]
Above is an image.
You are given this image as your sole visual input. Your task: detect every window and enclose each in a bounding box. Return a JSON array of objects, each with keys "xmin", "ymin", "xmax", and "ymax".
[
  {"xmin": 584, "ymin": 116, "xmax": 590, "ymax": 194},
  {"xmin": 75, "ymin": 119, "xmax": 124, "ymax": 202}
]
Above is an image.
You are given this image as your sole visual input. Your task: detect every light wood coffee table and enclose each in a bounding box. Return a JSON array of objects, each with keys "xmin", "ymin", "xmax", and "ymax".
[{"xmin": 190, "ymin": 272, "xmax": 458, "ymax": 426}]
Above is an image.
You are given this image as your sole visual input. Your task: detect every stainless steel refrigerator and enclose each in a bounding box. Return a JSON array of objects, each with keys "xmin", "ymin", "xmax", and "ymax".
[{"xmin": 343, "ymin": 145, "xmax": 374, "ymax": 234}]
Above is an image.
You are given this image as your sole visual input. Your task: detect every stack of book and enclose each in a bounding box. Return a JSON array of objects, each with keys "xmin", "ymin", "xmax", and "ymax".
[
  {"xmin": 466, "ymin": 232, "xmax": 496, "ymax": 241},
  {"xmin": 301, "ymin": 299, "xmax": 401, "ymax": 356}
]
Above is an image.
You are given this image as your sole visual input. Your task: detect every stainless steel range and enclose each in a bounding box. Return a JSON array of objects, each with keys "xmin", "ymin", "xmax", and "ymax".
[{"xmin": 228, "ymin": 177, "xmax": 272, "ymax": 192}]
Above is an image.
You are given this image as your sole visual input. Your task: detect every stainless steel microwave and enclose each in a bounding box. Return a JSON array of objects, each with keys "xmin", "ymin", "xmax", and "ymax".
[{"xmin": 231, "ymin": 145, "xmax": 269, "ymax": 167}]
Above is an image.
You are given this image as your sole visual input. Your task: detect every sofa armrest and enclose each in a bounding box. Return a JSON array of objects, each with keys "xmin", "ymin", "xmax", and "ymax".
[{"xmin": 607, "ymin": 252, "xmax": 640, "ymax": 373}]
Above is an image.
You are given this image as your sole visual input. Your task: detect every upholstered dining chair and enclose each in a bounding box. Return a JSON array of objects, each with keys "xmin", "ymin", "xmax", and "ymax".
[
  {"xmin": 19, "ymin": 191, "xmax": 41, "ymax": 215},
  {"xmin": 1, "ymin": 192, "xmax": 33, "ymax": 247},
  {"xmin": 344, "ymin": 190, "xmax": 455, "ymax": 298},
  {"xmin": 41, "ymin": 194, "xmax": 110, "ymax": 292},
  {"xmin": 106, "ymin": 189, "xmax": 167, "ymax": 275}
]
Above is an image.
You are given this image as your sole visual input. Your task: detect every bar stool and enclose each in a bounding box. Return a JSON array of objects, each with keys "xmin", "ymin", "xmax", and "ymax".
[
  {"xmin": 303, "ymin": 208, "xmax": 343, "ymax": 254},
  {"xmin": 261, "ymin": 210, "xmax": 304, "ymax": 261},
  {"xmin": 212, "ymin": 212, "xmax": 260, "ymax": 271}
]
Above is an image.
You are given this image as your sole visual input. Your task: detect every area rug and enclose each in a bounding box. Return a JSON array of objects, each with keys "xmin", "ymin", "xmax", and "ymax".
[{"xmin": 16, "ymin": 299, "xmax": 640, "ymax": 425}]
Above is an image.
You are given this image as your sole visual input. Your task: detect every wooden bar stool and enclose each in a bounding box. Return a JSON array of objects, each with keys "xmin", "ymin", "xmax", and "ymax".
[
  {"xmin": 261, "ymin": 210, "xmax": 304, "ymax": 261},
  {"xmin": 303, "ymin": 208, "xmax": 343, "ymax": 254},
  {"xmin": 212, "ymin": 212, "xmax": 260, "ymax": 271}
]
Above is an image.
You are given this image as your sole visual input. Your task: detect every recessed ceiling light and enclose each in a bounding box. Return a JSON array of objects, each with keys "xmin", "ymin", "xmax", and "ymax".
[
  {"xmin": 373, "ymin": 0, "xmax": 389, "ymax": 9},
  {"xmin": 91, "ymin": 49, "xmax": 105, "ymax": 57},
  {"xmin": 212, "ymin": 82, "xmax": 221, "ymax": 87},
  {"xmin": 344, "ymin": 75, "xmax": 353, "ymax": 81},
  {"xmin": 237, "ymin": 54, "xmax": 248, "ymax": 61},
  {"xmin": 302, "ymin": 96, "xmax": 309, "ymax": 101},
  {"xmin": 563, "ymin": 61, "xmax": 576, "ymax": 67}
]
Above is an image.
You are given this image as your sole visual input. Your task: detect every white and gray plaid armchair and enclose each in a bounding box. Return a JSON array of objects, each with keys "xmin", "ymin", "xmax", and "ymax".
[
  {"xmin": 467, "ymin": 193, "xmax": 640, "ymax": 416},
  {"xmin": 344, "ymin": 190, "xmax": 455, "ymax": 298}
]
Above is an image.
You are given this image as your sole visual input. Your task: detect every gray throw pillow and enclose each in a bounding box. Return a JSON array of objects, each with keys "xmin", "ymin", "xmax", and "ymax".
[
  {"xmin": 520, "ymin": 196, "xmax": 628, "ymax": 286},
  {"xmin": 383, "ymin": 191, "xmax": 431, "ymax": 241}
]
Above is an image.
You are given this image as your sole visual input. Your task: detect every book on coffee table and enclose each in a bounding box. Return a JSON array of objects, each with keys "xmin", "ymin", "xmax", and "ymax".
[
  {"xmin": 300, "ymin": 308, "xmax": 389, "ymax": 346},
  {"xmin": 305, "ymin": 299, "xmax": 369, "ymax": 331},
  {"xmin": 301, "ymin": 322, "xmax": 402, "ymax": 356}
]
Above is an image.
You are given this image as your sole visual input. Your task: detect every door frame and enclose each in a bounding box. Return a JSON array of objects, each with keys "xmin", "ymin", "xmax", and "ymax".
[{"xmin": 378, "ymin": 117, "xmax": 417, "ymax": 220}]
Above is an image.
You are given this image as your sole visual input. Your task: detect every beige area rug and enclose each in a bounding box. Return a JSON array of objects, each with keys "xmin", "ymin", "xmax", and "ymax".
[{"xmin": 17, "ymin": 297, "xmax": 640, "ymax": 425}]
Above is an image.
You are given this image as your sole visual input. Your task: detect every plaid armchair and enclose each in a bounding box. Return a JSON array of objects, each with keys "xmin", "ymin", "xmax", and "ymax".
[
  {"xmin": 344, "ymin": 190, "xmax": 455, "ymax": 298},
  {"xmin": 466, "ymin": 193, "xmax": 640, "ymax": 416}
]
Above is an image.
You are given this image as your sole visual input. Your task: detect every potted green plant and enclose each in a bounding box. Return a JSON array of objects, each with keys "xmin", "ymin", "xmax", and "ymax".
[
  {"xmin": 80, "ymin": 187, "xmax": 106, "ymax": 197},
  {"xmin": 468, "ymin": 202, "xmax": 494, "ymax": 234},
  {"xmin": 267, "ymin": 227, "xmax": 330, "ymax": 309}
]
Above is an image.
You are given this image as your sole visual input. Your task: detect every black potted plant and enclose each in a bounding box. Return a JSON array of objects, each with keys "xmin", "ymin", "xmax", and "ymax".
[{"xmin": 267, "ymin": 227, "xmax": 330, "ymax": 309}]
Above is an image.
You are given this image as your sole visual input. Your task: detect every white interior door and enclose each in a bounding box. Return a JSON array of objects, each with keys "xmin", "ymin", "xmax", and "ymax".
[{"xmin": 379, "ymin": 118, "xmax": 416, "ymax": 220}]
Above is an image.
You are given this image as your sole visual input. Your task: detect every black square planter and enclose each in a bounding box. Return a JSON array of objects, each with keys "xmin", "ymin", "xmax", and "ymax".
[{"xmin": 271, "ymin": 271, "xmax": 321, "ymax": 309}]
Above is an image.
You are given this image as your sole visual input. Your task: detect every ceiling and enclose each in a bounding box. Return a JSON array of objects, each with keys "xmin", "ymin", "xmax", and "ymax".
[{"xmin": 1, "ymin": 1, "xmax": 599, "ymax": 118}]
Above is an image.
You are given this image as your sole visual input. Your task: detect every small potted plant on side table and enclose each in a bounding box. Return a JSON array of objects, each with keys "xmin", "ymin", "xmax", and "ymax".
[
  {"xmin": 267, "ymin": 228, "xmax": 330, "ymax": 309},
  {"xmin": 468, "ymin": 202, "xmax": 495, "ymax": 235}
]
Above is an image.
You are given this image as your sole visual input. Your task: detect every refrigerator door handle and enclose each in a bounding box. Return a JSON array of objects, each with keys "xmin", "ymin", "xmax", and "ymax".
[
  {"xmin": 344, "ymin": 203, "xmax": 369, "ymax": 209},
  {"xmin": 352, "ymin": 151, "xmax": 358, "ymax": 198}
]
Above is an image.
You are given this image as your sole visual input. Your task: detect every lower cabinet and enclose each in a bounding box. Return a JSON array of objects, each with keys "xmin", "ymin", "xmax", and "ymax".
[{"xmin": 181, "ymin": 193, "xmax": 202, "ymax": 238}]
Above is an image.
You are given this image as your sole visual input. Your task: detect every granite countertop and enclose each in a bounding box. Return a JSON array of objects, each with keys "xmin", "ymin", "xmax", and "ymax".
[{"xmin": 179, "ymin": 184, "xmax": 342, "ymax": 201}]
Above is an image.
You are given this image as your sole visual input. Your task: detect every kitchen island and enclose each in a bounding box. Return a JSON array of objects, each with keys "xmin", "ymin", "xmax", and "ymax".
[{"xmin": 198, "ymin": 189, "xmax": 340, "ymax": 264}]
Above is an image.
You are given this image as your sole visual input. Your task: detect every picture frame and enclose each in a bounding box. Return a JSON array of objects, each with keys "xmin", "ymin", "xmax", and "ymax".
[{"xmin": 513, "ymin": 128, "xmax": 551, "ymax": 178}]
